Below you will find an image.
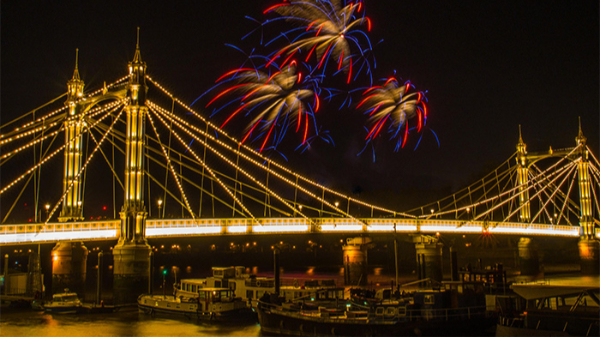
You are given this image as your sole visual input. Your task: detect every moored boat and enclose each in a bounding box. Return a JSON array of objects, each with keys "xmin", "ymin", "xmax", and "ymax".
[
  {"xmin": 255, "ymin": 280, "xmax": 496, "ymax": 336},
  {"xmin": 138, "ymin": 287, "xmax": 251, "ymax": 321},
  {"xmin": 43, "ymin": 290, "xmax": 84, "ymax": 314},
  {"xmin": 496, "ymin": 282, "xmax": 600, "ymax": 336}
]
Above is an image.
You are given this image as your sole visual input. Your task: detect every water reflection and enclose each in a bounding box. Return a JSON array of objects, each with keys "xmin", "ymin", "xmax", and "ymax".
[{"xmin": 1, "ymin": 309, "xmax": 262, "ymax": 337}]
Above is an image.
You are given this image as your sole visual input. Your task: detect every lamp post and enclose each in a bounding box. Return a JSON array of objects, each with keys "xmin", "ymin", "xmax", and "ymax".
[
  {"xmin": 44, "ymin": 204, "xmax": 50, "ymax": 221},
  {"xmin": 158, "ymin": 199, "xmax": 163, "ymax": 219}
]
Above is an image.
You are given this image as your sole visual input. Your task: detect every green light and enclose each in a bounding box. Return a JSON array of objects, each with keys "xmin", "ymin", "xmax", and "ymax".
[{"xmin": 163, "ymin": 270, "xmax": 167, "ymax": 275}]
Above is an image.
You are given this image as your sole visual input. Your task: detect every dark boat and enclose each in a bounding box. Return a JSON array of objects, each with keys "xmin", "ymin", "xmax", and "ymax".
[
  {"xmin": 496, "ymin": 282, "xmax": 600, "ymax": 337},
  {"xmin": 255, "ymin": 280, "xmax": 497, "ymax": 336}
]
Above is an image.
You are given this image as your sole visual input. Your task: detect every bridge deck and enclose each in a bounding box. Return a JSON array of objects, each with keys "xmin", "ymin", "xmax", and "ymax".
[{"xmin": 1, "ymin": 218, "xmax": 593, "ymax": 245}]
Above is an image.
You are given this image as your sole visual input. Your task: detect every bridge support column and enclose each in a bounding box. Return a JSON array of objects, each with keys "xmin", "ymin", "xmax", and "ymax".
[
  {"xmin": 578, "ymin": 239, "xmax": 599, "ymax": 275},
  {"xmin": 113, "ymin": 225, "xmax": 151, "ymax": 304},
  {"xmin": 112, "ymin": 36, "xmax": 151, "ymax": 305},
  {"xmin": 517, "ymin": 237, "xmax": 539, "ymax": 276},
  {"xmin": 413, "ymin": 236, "xmax": 443, "ymax": 283},
  {"xmin": 343, "ymin": 237, "xmax": 372, "ymax": 286},
  {"xmin": 51, "ymin": 241, "xmax": 88, "ymax": 296}
]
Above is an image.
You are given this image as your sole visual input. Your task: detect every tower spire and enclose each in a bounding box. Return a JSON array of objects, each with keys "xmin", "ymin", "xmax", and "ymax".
[
  {"xmin": 66, "ymin": 49, "xmax": 84, "ymax": 105},
  {"xmin": 132, "ymin": 27, "xmax": 142, "ymax": 64},
  {"xmin": 518, "ymin": 125, "xmax": 523, "ymax": 144},
  {"xmin": 576, "ymin": 116, "xmax": 586, "ymax": 146},
  {"xmin": 72, "ymin": 49, "xmax": 81, "ymax": 81}
]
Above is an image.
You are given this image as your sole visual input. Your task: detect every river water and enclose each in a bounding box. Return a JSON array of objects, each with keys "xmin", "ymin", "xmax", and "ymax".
[{"xmin": 1, "ymin": 269, "xmax": 597, "ymax": 337}]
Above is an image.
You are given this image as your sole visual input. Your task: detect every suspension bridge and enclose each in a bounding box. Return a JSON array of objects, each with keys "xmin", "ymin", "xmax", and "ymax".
[{"xmin": 1, "ymin": 37, "xmax": 598, "ymax": 302}]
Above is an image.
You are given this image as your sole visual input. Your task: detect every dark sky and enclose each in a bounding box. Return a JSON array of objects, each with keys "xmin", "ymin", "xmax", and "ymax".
[{"xmin": 2, "ymin": 0, "xmax": 598, "ymax": 211}]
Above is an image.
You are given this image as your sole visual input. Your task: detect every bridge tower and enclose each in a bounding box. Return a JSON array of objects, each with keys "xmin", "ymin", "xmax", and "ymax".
[
  {"xmin": 59, "ymin": 49, "xmax": 85, "ymax": 222},
  {"xmin": 516, "ymin": 126, "xmax": 531, "ymax": 223},
  {"xmin": 515, "ymin": 128, "xmax": 540, "ymax": 276},
  {"xmin": 112, "ymin": 31, "xmax": 152, "ymax": 304},
  {"xmin": 51, "ymin": 50, "xmax": 88, "ymax": 296},
  {"xmin": 575, "ymin": 121, "xmax": 599, "ymax": 275}
]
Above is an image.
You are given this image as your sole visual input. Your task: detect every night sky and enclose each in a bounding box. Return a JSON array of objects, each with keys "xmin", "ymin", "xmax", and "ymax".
[{"xmin": 2, "ymin": 0, "xmax": 598, "ymax": 212}]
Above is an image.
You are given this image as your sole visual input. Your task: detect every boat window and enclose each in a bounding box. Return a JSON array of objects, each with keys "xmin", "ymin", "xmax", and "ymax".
[
  {"xmin": 397, "ymin": 307, "xmax": 406, "ymax": 317},
  {"xmin": 215, "ymin": 281, "xmax": 222, "ymax": 288},
  {"xmin": 246, "ymin": 290, "xmax": 254, "ymax": 299},
  {"xmin": 424, "ymin": 295, "xmax": 435, "ymax": 304},
  {"xmin": 385, "ymin": 307, "xmax": 395, "ymax": 316},
  {"xmin": 229, "ymin": 281, "xmax": 236, "ymax": 291},
  {"xmin": 375, "ymin": 307, "xmax": 384, "ymax": 316},
  {"xmin": 192, "ymin": 285, "xmax": 197, "ymax": 293},
  {"xmin": 198, "ymin": 292, "xmax": 206, "ymax": 299}
]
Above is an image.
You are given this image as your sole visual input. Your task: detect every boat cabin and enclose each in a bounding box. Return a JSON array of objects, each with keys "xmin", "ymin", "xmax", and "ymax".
[{"xmin": 52, "ymin": 292, "xmax": 80, "ymax": 302}]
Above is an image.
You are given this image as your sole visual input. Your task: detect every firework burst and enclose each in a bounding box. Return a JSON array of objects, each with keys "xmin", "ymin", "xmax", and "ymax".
[
  {"xmin": 357, "ymin": 77, "xmax": 428, "ymax": 152},
  {"xmin": 207, "ymin": 62, "xmax": 322, "ymax": 153},
  {"xmin": 264, "ymin": 0, "xmax": 373, "ymax": 83}
]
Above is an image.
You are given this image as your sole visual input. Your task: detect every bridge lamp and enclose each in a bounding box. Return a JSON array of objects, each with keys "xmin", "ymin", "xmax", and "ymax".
[
  {"xmin": 45, "ymin": 204, "xmax": 50, "ymax": 220},
  {"xmin": 158, "ymin": 199, "xmax": 163, "ymax": 219},
  {"xmin": 298, "ymin": 205, "xmax": 303, "ymax": 211},
  {"xmin": 335, "ymin": 202, "xmax": 339, "ymax": 208}
]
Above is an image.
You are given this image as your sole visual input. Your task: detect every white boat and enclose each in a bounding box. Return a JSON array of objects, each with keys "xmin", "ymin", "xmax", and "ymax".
[
  {"xmin": 137, "ymin": 287, "xmax": 251, "ymax": 321},
  {"xmin": 176, "ymin": 266, "xmax": 343, "ymax": 307},
  {"xmin": 43, "ymin": 290, "xmax": 84, "ymax": 314}
]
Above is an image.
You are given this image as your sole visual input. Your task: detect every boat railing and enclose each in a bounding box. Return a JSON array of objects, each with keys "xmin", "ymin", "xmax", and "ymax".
[
  {"xmin": 260, "ymin": 299, "xmax": 488, "ymax": 322},
  {"xmin": 398, "ymin": 305, "xmax": 488, "ymax": 322}
]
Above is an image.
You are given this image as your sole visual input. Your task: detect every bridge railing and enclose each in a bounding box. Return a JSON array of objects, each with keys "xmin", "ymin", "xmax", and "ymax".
[{"xmin": 0, "ymin": 217, "xmax": 587, "ymax": 245}]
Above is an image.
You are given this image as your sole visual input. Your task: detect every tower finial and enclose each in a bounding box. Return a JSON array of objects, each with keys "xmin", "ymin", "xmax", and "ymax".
[
  {"xmin": 518, "ymin": 125, "xmax": 523, "ymax": 143},
  {"xmin": 132, "ymin": 28, "xmax": 142, "ymax": 64},
  {"xmin": 576, "ymin": 116, "xmax": 586, "ymax": 146},
  {"xmin": 71, "ymin": 49, "xmax": 81, "ymax": 81}
]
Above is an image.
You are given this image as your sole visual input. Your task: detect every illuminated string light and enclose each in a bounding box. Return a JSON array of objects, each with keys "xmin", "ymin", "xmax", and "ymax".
[
  {"xmin": 148, "ymin": 101, "xmax": 311, "ymax": 223},
  {"xmin": 44, "ymin": 102, "xmax": 127, "ymax": 223},
  {"xmin": 146, "ymin": 108, "xmax": 199, "ymax": 219},
  {"xmin": 145, "ymin": 76, "xmax": 406, "ymax": 218}
]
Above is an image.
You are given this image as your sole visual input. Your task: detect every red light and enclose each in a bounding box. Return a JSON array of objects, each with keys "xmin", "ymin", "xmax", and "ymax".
[
  {"xmin": 28, "ymin": 219, "xmax": 32, "ymax": 222},
  {"xmin": 102, "ymin": 206, "xmax": 107, "ymax": 211}
]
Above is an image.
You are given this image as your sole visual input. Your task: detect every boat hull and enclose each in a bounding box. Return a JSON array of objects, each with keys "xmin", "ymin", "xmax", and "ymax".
[
  {"xmin": 256, "ymin": 304, "xmax": 495, "ymax": 337},
  {"xmin": 43, "ymin": 305, "xmax": 83, "ymax": 314},
  {"xmin": 137, "ymin": 295, "xmax": 253, "ymax": 322}
]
